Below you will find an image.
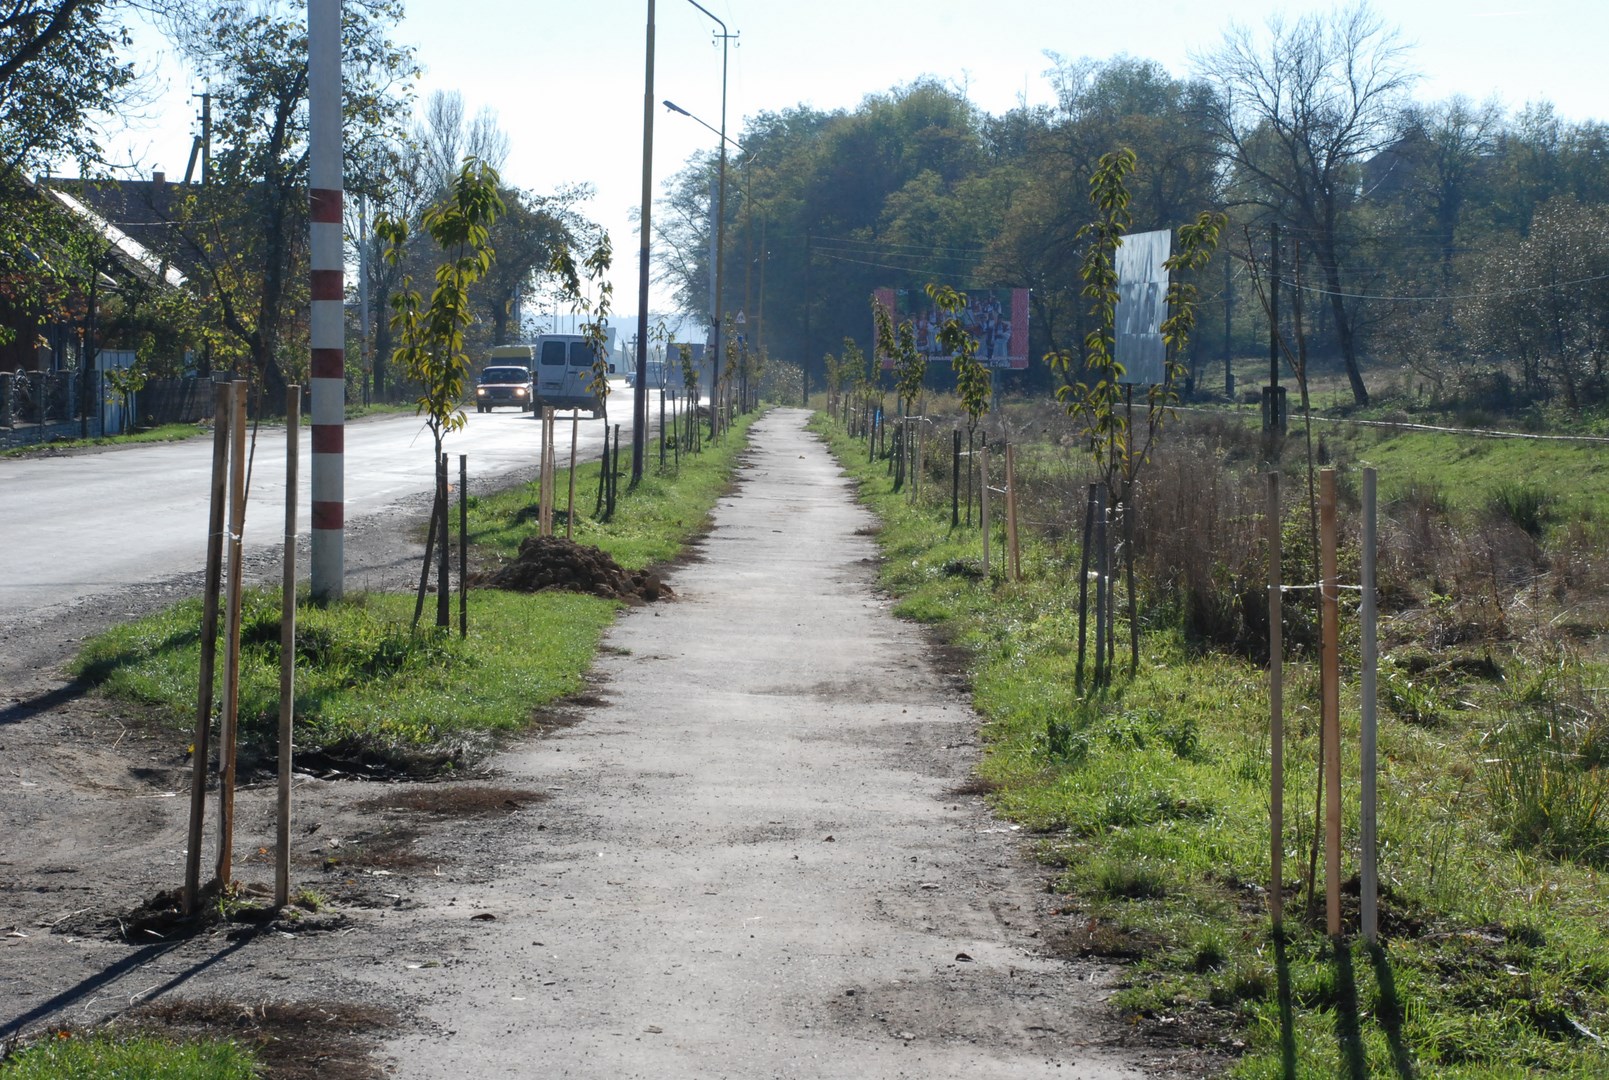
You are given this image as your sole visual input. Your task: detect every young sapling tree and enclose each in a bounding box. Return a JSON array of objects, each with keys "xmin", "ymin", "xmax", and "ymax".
[
  {"xmin": 377, "ymin": 158, "xmax": 504, "ymax": 629},
  {"xmin": 1047, "ymin": 147, "xmax": 1225, "ymax": 678},
  {"xmin": 928, "ymin": 283, "xmax": 991, "ymax": 524}
]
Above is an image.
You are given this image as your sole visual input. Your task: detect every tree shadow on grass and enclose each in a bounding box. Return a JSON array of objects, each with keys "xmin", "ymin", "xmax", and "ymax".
[
  {"xmin": 1333, "ymin": 942, "xmax": 1369, "ymax": 1079},
  {"xmin": 1273, "ymin": 929, "xmax": 1298, "ymax": 1080},
  {"xmin": 1368, "ymin": 942, "xmax": 1417, "ymax": 1079},
  {"xmin": 1273, "ymin": 931, "xmax": 1416, "ymax": 1079}
]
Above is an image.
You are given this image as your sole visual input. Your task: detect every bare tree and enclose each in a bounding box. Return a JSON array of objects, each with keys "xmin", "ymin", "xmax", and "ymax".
[
  {"xmin": 1398, "ymin": 95, "xmax": 1504, "ymax": 283},
  {"xmin": 1195, "ymin": 2, "xmax": 1416, "ymax": 406},
  {"xmin": 416, "ymin": 89, "xmax": 509, "ymax": 196}
]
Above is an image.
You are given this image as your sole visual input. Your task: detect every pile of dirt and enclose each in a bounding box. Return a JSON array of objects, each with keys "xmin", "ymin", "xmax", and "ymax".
[{"xmin": 482, "ymin": 535, "xmax": 673, "ymax": 604}]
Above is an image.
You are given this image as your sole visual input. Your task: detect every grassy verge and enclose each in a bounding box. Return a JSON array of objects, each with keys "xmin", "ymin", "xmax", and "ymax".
[
  {"xmin": 2, "ymin": 421, "xmax": 208, "ymax": 456},
  {"xmin": 0, "ymin": 1034, "xmax": 255, "ymax": 1079},
  {"xmin": 72, "ymin": 408, "xmax": 762, "ymax": 773},
  {"xmin": 1323, "ymin": 424, "xmax": 1607, "ymax": 528},
  {"xmin": 74, "ymin": 589, "xmax": 617, "ymax": 771},
  {"xmin": 813, "ymin": 408, "xmax": 1609, "ymax": 1077},
  {"xmin": 466, "ymin": 409, "xmax": 760, "ymax": 569}
]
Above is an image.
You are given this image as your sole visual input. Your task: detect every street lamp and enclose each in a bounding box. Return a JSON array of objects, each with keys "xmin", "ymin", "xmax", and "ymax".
[
  {"xmin": 679, "ymin": 0, "xmax": 735, "ymax": 437},
  {"xmin": 664, "ymin": 101, "xmax": 760, "ymax": 415},
  {"xmin": 662, "ymin": 98, "xmax": 747, "ymax": 430}
]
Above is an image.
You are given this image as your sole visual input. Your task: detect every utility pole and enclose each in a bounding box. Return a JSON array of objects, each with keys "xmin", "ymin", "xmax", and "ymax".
[
  {"xmin": 632, "ymin": 1, "xmax": 655, "ymax": 486},
  {"xmin": 802, "ymin": 232, "xmax": 812, "ymax": 406},
  {"xmin": 684, "ymin": 0, "xmax": 734, "ymax": 438}
]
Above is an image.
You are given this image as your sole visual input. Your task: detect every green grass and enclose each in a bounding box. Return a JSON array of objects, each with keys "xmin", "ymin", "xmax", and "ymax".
[
  {"xmin": 1325, "ymin": 426, "xmax": 1609, "ymax": 529},
  {"xmin": 0, "ymin": 1034, "xmax": 255, "ymax": 1079},
  {"xmin": 74, "ymin": 589, "xmax": 617, "ymax": 769},
  {"xmin": 814, "ymin": 408, "xmax": 1609, "ymax": 1078},
  {"xmin": 72, "ymin": 408, "xmax": 764, "ymax": 773},
  {"xmin": 466, "ymin": 409, "xmax": 761, "ymax": 570},
  {"xmin": 2, "ymin": 421, "xmax": 208, "ymax": 456}
]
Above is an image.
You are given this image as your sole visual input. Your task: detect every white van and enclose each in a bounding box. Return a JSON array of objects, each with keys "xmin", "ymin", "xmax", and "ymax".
[{"xmin": 533, "ymin": 334, "xmax": 615, "ymax": 417}]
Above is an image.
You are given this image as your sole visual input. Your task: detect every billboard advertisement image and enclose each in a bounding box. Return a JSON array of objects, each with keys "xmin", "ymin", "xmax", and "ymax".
[
  {"xmin": 1115, "ymin": 229, "xmax": 1171, "ymax": 386},
  {"xmin": 873, "ymin": 287, "xmax": 1031, "ymax": 370}
]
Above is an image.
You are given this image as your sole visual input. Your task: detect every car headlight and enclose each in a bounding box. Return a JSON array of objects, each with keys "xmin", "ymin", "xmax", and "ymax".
[
  {"xmin": 515, "ymin": 387, "xmax": 526, "ymax": 396},
  {"xmin": 476, "ymin": 387, "xmax": 486, "ymax": 395}
]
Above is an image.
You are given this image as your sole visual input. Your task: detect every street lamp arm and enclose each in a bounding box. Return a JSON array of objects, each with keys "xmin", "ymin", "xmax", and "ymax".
[
  {"xmin": 662, "ymin": 99, "xmax": 749, "ymax": 157},
  {"xmin": 683, "ymin": 0, "xmax": 725, "ymax": 35}
]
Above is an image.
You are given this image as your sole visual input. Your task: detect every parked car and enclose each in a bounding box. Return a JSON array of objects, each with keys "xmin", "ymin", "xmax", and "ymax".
[{"xmin": 475, "ymin": 364, "xmax": 534, "ymax": 412}]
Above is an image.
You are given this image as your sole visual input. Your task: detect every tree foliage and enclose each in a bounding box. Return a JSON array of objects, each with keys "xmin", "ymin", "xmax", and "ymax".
[
  {"xmin": 379, "ymin": 158, "xmax": 503, "ymax": 454},
  {"xmin": 159, "ymin": 0, "xmax": 415, "ymax": 393},
  {"xmin": 871, "ymin": 292, "xmax": 925, "ymax": 417},
  {"xmin": 0, "ymin": 0, "xmax": 138, "ymax": 345},
  {"xmin": 927, "ymin": 282, "xmax": 989, "ymax": 434},
  {"xmin": 549, "ymin": 231, "xmax": 615, "ymax": 417},
  {"xmin": 0, "ymin": 0, "xmax": 135, "ymax": 176}
]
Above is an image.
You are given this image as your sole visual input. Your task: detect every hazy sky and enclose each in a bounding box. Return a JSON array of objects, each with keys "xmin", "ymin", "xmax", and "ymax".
[{"xmin": 110, "ymin": 1, "xmax": 1608, "ymax": 321}]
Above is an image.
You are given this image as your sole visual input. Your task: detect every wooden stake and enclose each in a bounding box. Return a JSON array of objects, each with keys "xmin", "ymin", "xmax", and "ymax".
[
  {"xmin": 185, "ymin": 379, "xmax": 232, "ymax": 914},
  {"xmin": 1320, "ymin": 468, "xmax": 1342, "ymax": 938},
  {"xmin": 436, "ymin": 453, "xmax": 449, "ymax": 628},
  {"xmin": 1076, "ymin": 483, "xmax": 1095, "ymax": 689},
  {"xmin": 1268, "ymin": 470, "xmax": 1284, "ymax": 928},
  {"xmin": 915, "ymin": 408, "xmax": 924, "ymax": 502},
  {"xmin": 951, "ymin": 429, "xmax": 961, "ymax": 528},
  {"xmin": 1361, "ymin": 467, "xmax": 1379, "ymax": 943},
  {"xmin": 541, "ymin": 407, "xmax": 556, "ymax": 536},
  {"xmin": 459, "ymin": 454, "xmax": 468, "ymax": 639},
  {"xmin": 1094, "ymin": 483, "xmax": 1109, "ymax": 686},
  {"xmin": 1005, "ymin": 443, "xmax": 1021, "ymax": 582},
  {"xmin": 216, "ymin": 379, "xmax": 249, "ymax": 888},
  {"xmin": 980, "ymin": 443, "xmax": 991, "ymax": 575},
  {"xmin": 275, "ymin": 385, "xmax": 299, "ymax": 908},
  {"xmin": 413, "ymin": 499, "xmax": 437, "ymax": 629},
  {"xmin": 567, "ymin": 415, "xmax": 579, "ymax": 539}
]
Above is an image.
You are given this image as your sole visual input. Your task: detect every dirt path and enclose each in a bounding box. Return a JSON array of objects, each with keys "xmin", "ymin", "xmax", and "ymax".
[
  {"xmin": 1, "ymin": 409, "xmax": 1171, "ymax": 1077},
  {"xmin": 370, "ymin": 409, "xmax": 1148, "ymax": 1078}
]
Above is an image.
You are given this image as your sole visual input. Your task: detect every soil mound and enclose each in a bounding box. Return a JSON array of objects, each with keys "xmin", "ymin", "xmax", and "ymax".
[{"xmin": 484, "ymin": 535, "xmax": 673, "ymax": 604}]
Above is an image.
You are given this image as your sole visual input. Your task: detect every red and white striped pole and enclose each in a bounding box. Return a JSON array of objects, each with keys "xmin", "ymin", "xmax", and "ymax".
[{"xmin": 308, "ymin": 0, "xmax": 344, "ymax": 601}]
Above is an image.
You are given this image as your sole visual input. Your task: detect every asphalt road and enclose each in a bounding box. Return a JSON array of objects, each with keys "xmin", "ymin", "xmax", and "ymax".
[{"xmin": 0, "ymin": 385, "xmax": 646, "ymax": 632}]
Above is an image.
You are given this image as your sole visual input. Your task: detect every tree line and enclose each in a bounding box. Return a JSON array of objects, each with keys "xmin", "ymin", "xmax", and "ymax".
[
  {"xmin": 5, "ymin": 2, "xmax": 1605, "ymax": 416},
  {"xmin": 657, "ymin": 4, "xmax": 1609, "ymax": 413}
]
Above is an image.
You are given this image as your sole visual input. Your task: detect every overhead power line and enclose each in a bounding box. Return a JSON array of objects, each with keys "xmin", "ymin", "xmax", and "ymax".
[{"xmin": 1278, "ymin": 270, "xmax": 1609, "ymax": 303}]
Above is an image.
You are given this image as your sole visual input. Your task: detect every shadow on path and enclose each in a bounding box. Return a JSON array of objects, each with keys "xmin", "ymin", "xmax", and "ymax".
[{"xmin": 1, "ymin": 935, "xmax": 251, "ymax": 1038}]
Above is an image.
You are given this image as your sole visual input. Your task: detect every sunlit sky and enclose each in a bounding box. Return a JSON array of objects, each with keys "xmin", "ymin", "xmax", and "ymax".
[{"xmin": 106, "ymin": 1, "xmax": 1608, "ymax": 321}]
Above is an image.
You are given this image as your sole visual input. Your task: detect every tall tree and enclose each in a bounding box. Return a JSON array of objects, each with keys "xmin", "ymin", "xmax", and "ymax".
[
  {"xmin": 160, "ymin": 0, "xmax": 415, "ymax": 397},
  {"xmin": 0, "ymin": 0, "xmax": 135, "ymax": 175},
  {"xmin": 1, "ymin": 0, "xmax": 137, "ymax": 346},
  {"xmin": 414, "ymin": 89, "xmax": 510, "ymax": 196},
  {"xmin": 1462, "ymin": 196, "xmax": 1609, "ymax": 406},
  {"xmin": 1195, "ymin": 2, "xmax": 1415, "ymax": 406},
  {"xmin": 476, "ymin": 185, "xmax": 574, "ymax": 345}
]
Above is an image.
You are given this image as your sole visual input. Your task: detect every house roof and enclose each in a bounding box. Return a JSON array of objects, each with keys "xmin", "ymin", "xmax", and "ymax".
[
  {"xmin": 41, "ymin": 186, "xmax": 187, "ymax": 289},
  {"xmin": 42, "ymin": 174, "xmax": 195, "ymax": 287}
]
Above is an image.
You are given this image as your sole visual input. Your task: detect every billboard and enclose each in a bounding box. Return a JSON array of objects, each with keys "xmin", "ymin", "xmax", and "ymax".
[
  {"xmin": 1115, "ymin": 229, "xmax": 1171, "ymax": 386},
  {"xmin": 872, "ymin": 287, "xmax": 1031, "ymax": 370}
]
